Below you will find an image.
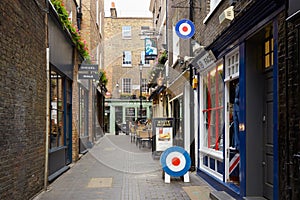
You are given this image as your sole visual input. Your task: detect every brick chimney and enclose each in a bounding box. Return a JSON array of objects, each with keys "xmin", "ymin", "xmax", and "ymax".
[{"xmin": 110, "ymin": 2, "xmax": 117, "ymax": 18}]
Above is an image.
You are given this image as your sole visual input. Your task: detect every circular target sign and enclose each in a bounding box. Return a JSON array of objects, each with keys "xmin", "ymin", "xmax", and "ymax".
[
  {"xmin": 160, "ymin": 146, "xmax": 191, "ymax": 177},
  {"xmin": 175, "ymin": 19, "xmax": 195, "ymax": 39}
]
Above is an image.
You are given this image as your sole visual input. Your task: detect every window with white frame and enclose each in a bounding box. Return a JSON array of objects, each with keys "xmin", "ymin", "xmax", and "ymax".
[
  {"xmin": 199, "ymin": 63, "xmax": 224, "ymax": 180},
  {"xmin": 203, "ymin": 0, "xmax": 223, "ymax": 23},
  {"xmin": 122, "ymin": 78, "xmax": 132, "ymax": 93},
  {"xmin": 122, "ymin": 51, "xmax": 132, "ymax": 66},
  {"xmin": 225, "ymin": 48, "xmax": 239, "ymax": 81},
  {"xmin": 201, "ymin": 63, "xmax": 224, "ymax": 151},
  {"xmin": 210, "ymin": 0, "xmax": 222, "ymax": 12},
  {"xmin": 141, "ymin": 51, "xmax": 150, "ymax": 66},
  {"xmin": 122, "ymin": 26, "xmax": 131, "ymax": 39}
]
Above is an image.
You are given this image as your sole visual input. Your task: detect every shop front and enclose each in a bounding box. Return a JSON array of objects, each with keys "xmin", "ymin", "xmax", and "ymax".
[
  {"xmin": 195, "ymin": 3, "xmax": 282, "ymax": 199},
  {"xmin": 78, "ymin": 81, "xmax": 89, "ymax": 154},
  {"xmin": 48, "ymin": 6, "xmax": 75, "ymax": 181},
  {"xmin": 105, "ymin": 99, "xmax": 152, "ymax": 135}
]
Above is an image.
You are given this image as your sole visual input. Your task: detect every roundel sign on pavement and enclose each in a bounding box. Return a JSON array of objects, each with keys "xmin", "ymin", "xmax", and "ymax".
[
  {"xmin": 175, "ymin": 19, "xmax": 195, "ymax": 39},
  {"xmin": 160, "ymin": 146, "xmax": 191, "ymax": 177}
]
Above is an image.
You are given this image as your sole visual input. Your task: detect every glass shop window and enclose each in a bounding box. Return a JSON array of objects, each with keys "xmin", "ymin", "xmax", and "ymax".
[
  {"xmin": 202, "ymin": 64, "xmax": 224, "ymax": 151},
  {"xmin": 50, "ymin": 71, "xmax": 65, "ymax": 148}
]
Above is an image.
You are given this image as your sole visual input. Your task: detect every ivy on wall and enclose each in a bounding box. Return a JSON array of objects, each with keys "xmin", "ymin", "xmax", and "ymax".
[{"xmin": 51, "ymin": 0, "xmax": 90, "ymax": 60}]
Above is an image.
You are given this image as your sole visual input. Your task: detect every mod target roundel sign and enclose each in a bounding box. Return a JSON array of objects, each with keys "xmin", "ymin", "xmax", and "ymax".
[
  {"xmin": 175, "ymin": 19, "xmax": 195, "ymax": 39},
  {"xmin": 160, "ymin": 146, "xmax": 191, "ymax": 177}
]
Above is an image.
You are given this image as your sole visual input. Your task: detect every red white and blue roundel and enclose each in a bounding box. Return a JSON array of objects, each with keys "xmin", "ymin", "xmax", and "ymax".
[
  {"xmin": 160, "ymin": 146, "xmax": 191, "ymax": 177},
  {"xmin": 175, "ymin": 19, "xmax": 195, "ymax": 39}
]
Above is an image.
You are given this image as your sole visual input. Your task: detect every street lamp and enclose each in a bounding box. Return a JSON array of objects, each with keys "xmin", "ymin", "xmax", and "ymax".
[{"xmin": 139, "ymin": 60, "xmax": 143, "ymax": 121}]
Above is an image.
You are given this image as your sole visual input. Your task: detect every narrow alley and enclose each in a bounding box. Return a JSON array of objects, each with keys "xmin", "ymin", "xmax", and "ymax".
[{"xmin": 34, "ymin": 135, "xmax": 214, "ymax": 200}]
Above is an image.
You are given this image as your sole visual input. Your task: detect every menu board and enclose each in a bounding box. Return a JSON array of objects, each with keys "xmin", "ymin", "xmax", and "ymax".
[{"xmin": 152, "ymin": 118, "xmax": 174, "ymax": 151}]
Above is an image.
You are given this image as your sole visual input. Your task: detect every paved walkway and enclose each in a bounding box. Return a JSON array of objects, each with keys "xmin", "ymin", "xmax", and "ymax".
[{"xmin": 34, "ymin": 135, "xmax": 215, "ymax": 200}]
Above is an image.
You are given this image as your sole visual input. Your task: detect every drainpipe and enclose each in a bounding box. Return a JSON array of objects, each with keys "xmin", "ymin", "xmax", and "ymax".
[
  {"xmin": 189, "ymin": 0, "xmax": 195, "ymax": 170},
  {"xmin": 284, "ymin": 1, "xmax": 291, "ymax": 198},
  {"xmin": 44, "ymin": 0, "xmax": 50, "ymax": 190}
]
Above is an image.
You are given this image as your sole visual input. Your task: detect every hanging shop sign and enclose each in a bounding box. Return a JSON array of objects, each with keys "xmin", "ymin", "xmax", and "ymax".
[
  {"xmin": 145, "ymin": 38, "xmax": 158, "ymax": 60},
  {"xmin": 79, "ymin": 64, "xmax": 99, "ymax": 72},
  {"xmin": 152, "ymin": 118, "xmax": 174, "ymax": 151},
  {"xmin": 78, "ymin": 73, "xmax": 99, "ymax": 80},
  {"xmin": 175, "ymin": 19, "xmax": 195, "ymax": 39}
]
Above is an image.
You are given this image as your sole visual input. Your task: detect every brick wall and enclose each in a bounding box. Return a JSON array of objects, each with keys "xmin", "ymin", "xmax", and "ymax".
[
  {"xmin": 0, "ymin": 1, "xmax": 47, "ymax": 199},
  {"xmin": 278, "ymin": 11, "xmax": 300, "ymax": 199},
  {"xmin": 103, "ymin": 17, "xmax": 153, "ymax": 96}
]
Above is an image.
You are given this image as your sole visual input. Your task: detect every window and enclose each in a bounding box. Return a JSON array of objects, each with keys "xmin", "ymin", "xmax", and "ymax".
[
  {"xmin": 125, "ymin": 107, "xmax": 135, "ymax": 122},
  {"xmin": 122, "ymin": 51, "xmax": 132, "ymax": 66},
  {"xmin": 202, "ymin": 64, "xmax": 224, "ymax": 151},
  {"xmin": 50, "ymin": 71, "xmax": 64, "ymax": 148},
  {"xmin": 203, "ymin": 0, "xmax": 223, "ymax": 23},
  {"xmin": 122, "ymin": 26, "xmax": 131, "ymax": 39},
  {"xmin": 122, "ymin": 78, "xmax": 132, "ymax": 93},
  {"xmin": 141, "ymin": 51, "xmax": 150, "ymax": 66},
  {"xmin": 264, "ymin": 28, "xmax": 274, "ymax": 68},
  {"xmin": 225, "ymin": 48, "xmax": 239, "ymax": 81},
  {"xmin": 210, "ymin": 0, "xmax": 222, "ymax": 12}
]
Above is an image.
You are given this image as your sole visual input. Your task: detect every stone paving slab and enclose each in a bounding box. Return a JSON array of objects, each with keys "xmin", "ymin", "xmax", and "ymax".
[{"xmin": 34, "ymin": 135, "xmax": 215, "ymax": 200}]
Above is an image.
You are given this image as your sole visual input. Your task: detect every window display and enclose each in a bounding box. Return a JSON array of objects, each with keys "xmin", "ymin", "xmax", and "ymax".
[
  {"xmin": 202, "ymin": 64, "xmax": 224, "ymax": 151},
  {"xmin": 50, "ymin": 71, "xmax": 64, "ymax": 148}
]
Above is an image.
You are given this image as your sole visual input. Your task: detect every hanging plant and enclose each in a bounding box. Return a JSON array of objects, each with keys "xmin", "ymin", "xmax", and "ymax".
[
  {"xmin": 158, "ymin": 50, "xmax": 167, "ymax": 64},
  {"xmin": 98, "ymin": 70, "xmax": 108, "ymax": 86},
  {"xmin": 147, "ymin": 50, "xmax": 168, "ymax": 87},
  {"xmin": 51, "ymin": 0, "xmax": 90, "ymax": 60}
]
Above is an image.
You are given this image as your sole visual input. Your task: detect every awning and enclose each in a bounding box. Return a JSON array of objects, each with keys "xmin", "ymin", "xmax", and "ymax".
[{"xmin": 148, "ymin": 85, "xmax": 166, "ymax": 100}]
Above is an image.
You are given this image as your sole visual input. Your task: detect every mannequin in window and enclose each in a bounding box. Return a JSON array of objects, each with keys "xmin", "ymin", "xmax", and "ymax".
[{"xmin": 233, "ymin": 83, "xmax": 240, "ymax": 151}]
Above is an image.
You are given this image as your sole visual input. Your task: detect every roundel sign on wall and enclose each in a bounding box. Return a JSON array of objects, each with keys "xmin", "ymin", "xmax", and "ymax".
[
  {"xmin": 160, "ymin": 146, "xmax": 191, "ymax": 177},
  {"xmin": 175, "ymin": 19, "xmax": 195, "ymax": 39}
]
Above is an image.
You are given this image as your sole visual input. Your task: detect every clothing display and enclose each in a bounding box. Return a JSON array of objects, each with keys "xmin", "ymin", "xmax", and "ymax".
[{"xmin": 233, "ymin": 83, "xmax": 240, "ymax": 151}]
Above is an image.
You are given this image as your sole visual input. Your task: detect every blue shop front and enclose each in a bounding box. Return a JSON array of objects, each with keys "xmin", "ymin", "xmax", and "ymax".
[{"xmin": 194, "ymin": 2, "xmax": 283, "ymax": 199}]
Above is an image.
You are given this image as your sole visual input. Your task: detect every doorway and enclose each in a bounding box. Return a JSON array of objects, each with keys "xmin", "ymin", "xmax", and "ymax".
[{"xmin": 245, "ymin": 24, "xmax": 274, "ymax": 199}]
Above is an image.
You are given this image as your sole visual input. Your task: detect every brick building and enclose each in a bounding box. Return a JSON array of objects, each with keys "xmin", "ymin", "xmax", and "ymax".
[
  {"xmin": 0, "ymin": 0, "xmax": 104, "ymax": 198},
  {"xmin": 103, "ymin": 3, "xmax": 153, "ymax": 134},
  {"xmin": 188, "ymin": 0, "xmax": 299, "ymax": 199},
  {"xmin": 0, "ymin": 1, "xmax": 47, "ymax": 199},
  {"xmin": 149, "ymin": 0, "xmax": 299, "ymax": 199},
  {"xmin": 75, "ymin": 0, "xmax": 106, "ymax": 155}
]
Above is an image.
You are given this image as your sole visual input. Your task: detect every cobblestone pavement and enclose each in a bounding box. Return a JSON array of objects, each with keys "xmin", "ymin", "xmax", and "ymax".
[{"xmin": 34, "ymin": 135, "xmax": 215, "ymax": 200}]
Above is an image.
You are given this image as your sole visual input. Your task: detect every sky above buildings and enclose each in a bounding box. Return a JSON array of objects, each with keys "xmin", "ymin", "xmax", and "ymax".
[{"xmin": 104, "ymin": 0, "xmax": 152, "ymax": 18}]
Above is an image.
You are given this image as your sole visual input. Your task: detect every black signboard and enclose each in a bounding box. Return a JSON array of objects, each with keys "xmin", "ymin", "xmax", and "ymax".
[
  {"xmin": 152, "ymin": 118, "xmax": 174, "ymax": 152},
  {"xmin": 79, "ymin": 64, "xmax": 99, "ymax": 71},
  {"xmin": 78, "ymin": 74, "xmax": 99, "ymax": 80}
]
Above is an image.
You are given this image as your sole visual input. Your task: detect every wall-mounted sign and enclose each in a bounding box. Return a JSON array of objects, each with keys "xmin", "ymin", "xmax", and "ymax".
[
  {"xmin": 175, "ymin": 19, "xmax": 195, "ymax": 39},
  {"xmin": 79, "ymin": 64, "xmax": 99, "ymax": 71},
  {"xmin": 196, "ymin": 50, "xmax": 216, "ymax": 71}
]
